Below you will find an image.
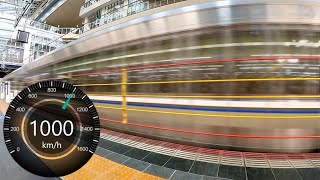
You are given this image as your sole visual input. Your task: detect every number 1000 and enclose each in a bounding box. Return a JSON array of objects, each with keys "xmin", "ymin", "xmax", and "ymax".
[{"xmin": 30, "ymin": 120, "xmax": 74, "ymax": 137}]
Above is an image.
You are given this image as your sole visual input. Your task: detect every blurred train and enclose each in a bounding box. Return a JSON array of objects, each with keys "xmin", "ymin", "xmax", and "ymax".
[{"xmin": 2, "ymin": 0, "xmax": 320, "ymax": 153}]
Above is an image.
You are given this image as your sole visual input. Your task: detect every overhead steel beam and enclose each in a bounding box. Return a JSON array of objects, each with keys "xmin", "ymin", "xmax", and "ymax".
[
  {"xmin": 0, "ymin": 0, "xmax": 18, "ymax": 7},
  {"xmin": 0, "ymin": 28, "xmax": 14, "ymax": 32},
  {"xmin": 14, "ymin": 0, "xmax": 33, "ymax": 27}
]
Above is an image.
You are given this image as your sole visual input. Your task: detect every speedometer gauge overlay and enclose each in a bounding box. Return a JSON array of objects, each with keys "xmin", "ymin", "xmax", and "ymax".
[{"xmin": 3, "ymin": 81, "xmax": 100, "ymax": 177}]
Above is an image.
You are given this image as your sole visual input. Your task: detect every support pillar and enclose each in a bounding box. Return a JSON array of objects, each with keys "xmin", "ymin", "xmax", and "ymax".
[
  {"xmin": 13, "ymin": 90, "xmax": 18, "ymax": 99},
  {"xmin": 5, "ymin": 82, "xmax": 11, "ymax": 103},
  {"xmin": 121, "ymin": 69, "xmax": 128, "ymax": 124},
  {"xmin": 84, "ymin": 17, "xmax": 90, "ymax": 32},
  {"xmin": 0, "ymin": 83, "xmax": 5, "ymax": 100}
]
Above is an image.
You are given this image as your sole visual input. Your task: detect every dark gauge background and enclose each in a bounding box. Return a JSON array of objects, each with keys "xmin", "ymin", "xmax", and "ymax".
[{"xmin": 3, "ymin": 81, "xmax": 100, "ymax": 177}]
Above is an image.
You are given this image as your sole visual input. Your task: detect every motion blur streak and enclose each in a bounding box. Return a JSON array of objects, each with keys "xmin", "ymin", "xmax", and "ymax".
[
  {"xmin": 72, "ymin": 57, "xmax": 320, "ymax": 77},
  {"xmin": 90, "ymin": 94, "xmax": 320, "ymax": 99},
  {"xmin": 74, "ymin": 77, "xmax": 320, "ymax": 86},
  {"xmin": 100, "ymin": 118, "xmax": 320, "ymax": 139},
  {"xmin": 96, "ymin": 105, "xmax": 320, "ymax": 119}
]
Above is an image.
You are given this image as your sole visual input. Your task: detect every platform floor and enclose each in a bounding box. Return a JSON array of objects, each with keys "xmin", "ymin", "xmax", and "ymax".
[
  {"xmin": 0, "ymin": 115, "xmax": 59, "ymax": 180},
  {"xmin": 94, "ymin": 129, "xmax": 320, "ymax": 180},
  {"xmin": 64, "ymin": 154, "xmax": 164, "ymax": 180}
]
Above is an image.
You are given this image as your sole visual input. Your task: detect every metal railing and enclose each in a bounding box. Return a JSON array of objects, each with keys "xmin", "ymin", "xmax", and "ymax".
[
  {"xmin": 81, "ymin": 0, "xmax": 101, "ymax": 10},
  {"xmin": 79, "ymin": 0, "xmax": 185, "ymax": 33},
  {"xmin": 0, "ymin": 19, "xmax": 81, "ymax": 64},
  {"xmin": 21, "ymin": 20, "xmax": 81, "ymax": 62},
  {"xmin": 28, "ymin": 20, "xmax": 80, "ymax": 35},
  {"xmin": 0, "ymin": 48, "xmax": 24, "ymax": 64},
  {"xmin": 24, "ymin": 27, "xmax": 81, "ymax": 63},
  {"xmin": 0, "ymin": 38, "xmax": 24, "ymax": 64},
  {"xmin": 4, "ymin": 0, "xmax": 185, "ymax": 63}
]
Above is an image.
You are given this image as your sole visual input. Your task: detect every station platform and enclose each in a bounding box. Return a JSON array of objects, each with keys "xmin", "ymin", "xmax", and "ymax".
[
  {"xmin": 1, "ymin": 101, "xmax": 320, "ymax": 180},
  {"xmin": 0, "ymin": 117, "xmax": 59, "ymax": 180}
]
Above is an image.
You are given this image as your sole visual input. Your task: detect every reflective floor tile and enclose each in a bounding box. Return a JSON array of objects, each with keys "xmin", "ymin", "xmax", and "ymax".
[
  {"xmin": 124, "ymin": 148, "xmax": 151, "ymax": 160},
  {"xmin": 246, "ymin": 167, "xmax": 275, "ymax": 180},
  {"xmin": 296, "ymin": 168, "xmax": 320, "ymax": 180},
  {"xmin": 144, "ymin": 164, "xmax": 175, "ymax": 179},
  {"xmin": 272, "ymin": 168, "xmax": 302, "ymax": 180},
  {"xmin": 109, "ymin": 144, "xmax": 133, "ymax": 154},
  {"xmin": 164, "ymin": 157, "xmax": 194, "ymax": 172},
  {"xmin": 218, "ymin": 165, "xmax": 246, "ymax": 180},
  {"xmin": 98, "ymin": 139, "xmax": 118, "ymax": 150},
  {"xmin": 189, "ymin": 161, "xmax": 219, "ymax": 176},
  {"xmin": 95, "ymin": 147, "xmax": 113, "ymax": 157},
  {"xmin": 123, "ymin": 158, "xmax": 150, "ymax": 171},
  {"xmin": 203, "ymin": 176, "xmax": 232, "ymax": 180},
  {"xmin": 105, "ymin": 152, "xmax": 130, "ymax": 164},
  {"xmin": 143, "ymin": 153, "xmax": 171, "ymax": 166},
  {"xmin": 170, "ymin": 170, "xmax": 203, "ymax": 180}
]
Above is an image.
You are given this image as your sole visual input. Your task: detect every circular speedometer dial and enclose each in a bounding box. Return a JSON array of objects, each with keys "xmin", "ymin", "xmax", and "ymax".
[{"xmin": 3, "ymin": 81, "xmax": 100, "ymax": 177}]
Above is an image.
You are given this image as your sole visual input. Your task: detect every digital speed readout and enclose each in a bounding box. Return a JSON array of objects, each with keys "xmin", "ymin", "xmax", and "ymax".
[{"xmin": 3, "ymin": 81, "xmax": 100, "ymax": 177}]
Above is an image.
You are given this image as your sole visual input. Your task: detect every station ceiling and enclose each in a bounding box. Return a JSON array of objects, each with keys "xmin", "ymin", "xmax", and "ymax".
[
  {"xmin": 45, "ymin": 0, "xmax": 85, "ymax": 27},
  {"xmin": 0, "ymin": 0, "xmax": 23, "ymax": 52}
]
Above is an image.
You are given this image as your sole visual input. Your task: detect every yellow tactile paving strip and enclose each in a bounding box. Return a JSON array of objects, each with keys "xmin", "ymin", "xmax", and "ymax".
[
  {"xmin": 0, "ymin": 100, "xmax": 8, "ymax": 114},
  {"xmin": 63, "ymin": 154, "xmax": 165, "ymax": 180}
]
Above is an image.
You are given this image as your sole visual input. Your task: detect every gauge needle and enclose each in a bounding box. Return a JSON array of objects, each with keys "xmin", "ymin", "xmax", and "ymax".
[{"xmin": 62, "ymin": 90, "xmax": 75, "ymax": 110}]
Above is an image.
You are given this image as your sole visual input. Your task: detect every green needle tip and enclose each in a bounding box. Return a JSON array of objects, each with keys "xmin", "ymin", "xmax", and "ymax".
[{"xmin": 62, "ymin": 89, "xmax": 75, "ymax": 110}]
